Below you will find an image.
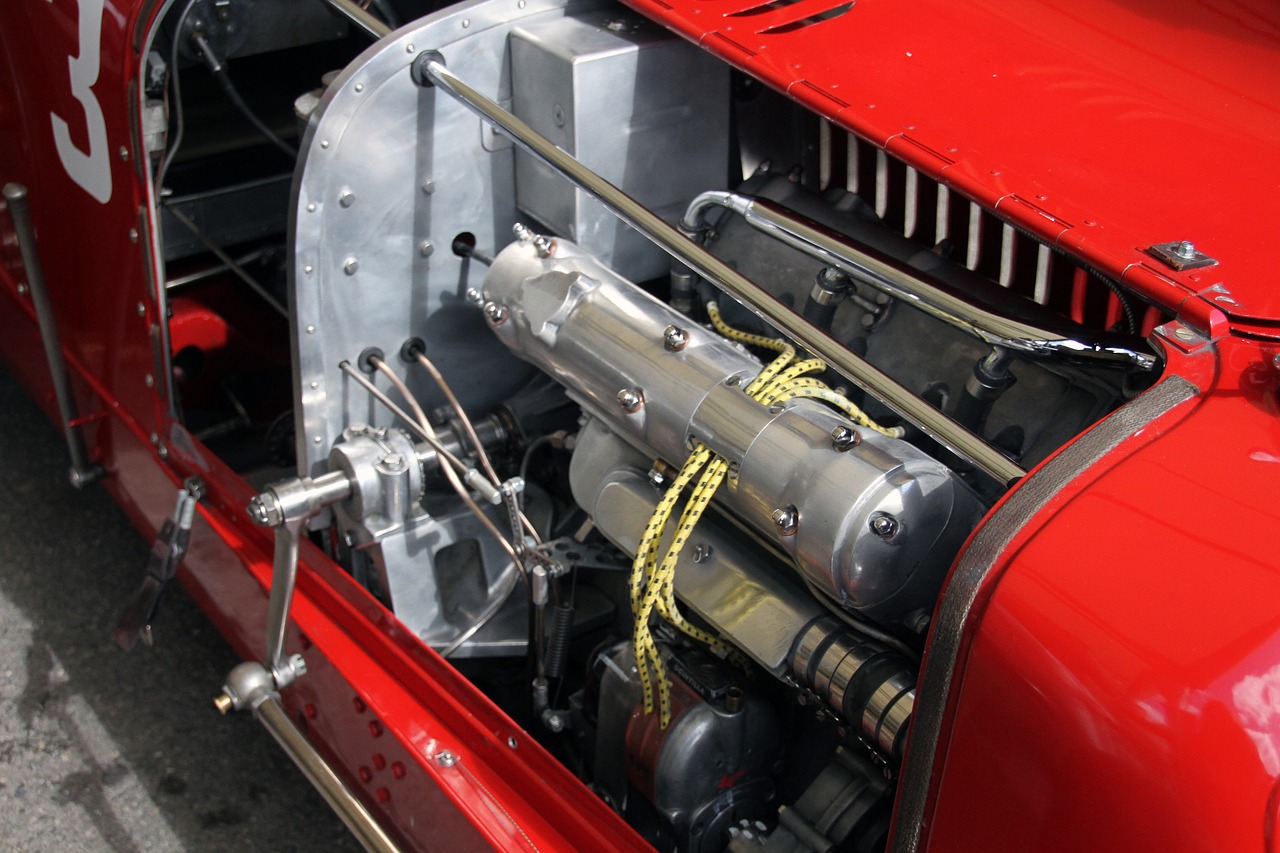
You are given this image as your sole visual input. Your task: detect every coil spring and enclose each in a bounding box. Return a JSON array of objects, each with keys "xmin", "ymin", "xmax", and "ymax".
[{"xmin": 544, "ymin": 602, "xmax": 575, "ymax": 679}]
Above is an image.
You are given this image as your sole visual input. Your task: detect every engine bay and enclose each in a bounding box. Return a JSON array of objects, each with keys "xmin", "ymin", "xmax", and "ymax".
[{"xmin": 141, "ymin": 0, "xmax": 1166, "ymax": 849}]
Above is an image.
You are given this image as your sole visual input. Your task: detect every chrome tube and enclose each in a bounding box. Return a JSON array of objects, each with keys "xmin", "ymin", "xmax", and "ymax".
[
  {"xmin": 682, "ymin": 191, "xmax": 1155, "ymax": 371},
  {"xmin": 320, "ymin": 0, "xmax": 392, "ymax": 38},
  {"xmin": 412, "ymin": 58, "xmax": 1025, "ymax": 486},
  {"xmin": 2, "ymin": 183, "xmax": 103, "ymax": 488}
]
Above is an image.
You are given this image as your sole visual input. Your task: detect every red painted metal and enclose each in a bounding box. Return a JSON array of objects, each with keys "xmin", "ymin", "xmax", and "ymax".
[
  {"xmin": 919, "ymin": 332, "xmax": 1280, "ymax": 851},
  {"xmin": 5, "ymin": 0, "xmax": 1280, "ymax": 850},
  {"xmin": 622, "ymin": 0, "xmax": 1280, "ymax": 328}
]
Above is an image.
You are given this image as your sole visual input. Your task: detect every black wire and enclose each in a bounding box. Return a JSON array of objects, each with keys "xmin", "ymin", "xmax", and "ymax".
[{"xmin": 192, "ymin": 35, "xmax": 298, "ymax": 160}]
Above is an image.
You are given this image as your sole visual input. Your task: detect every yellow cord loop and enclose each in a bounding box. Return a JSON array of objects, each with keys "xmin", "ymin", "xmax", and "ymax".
[{"xmin": 632, "ymin": 302, "xmax": 902, "ymax": 727}]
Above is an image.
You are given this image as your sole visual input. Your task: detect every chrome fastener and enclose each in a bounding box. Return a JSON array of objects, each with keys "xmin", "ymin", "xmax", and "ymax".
[
  {"xmin": 870, "ymin": 514, "xmax": 899, "ymax": 539},
  {"xmin": 617, "ymin": 388, "xmax": 644, "ymax": 413},
  {"xmin": 483, "ymin": 302, "xmax": 508, "ymax": 325},
  {"xmin": 772, "ymin": 506, "xmax": 798, "ymax": 536},
  {"xmin": 831, "ymin": 425, "xmax": 861, "ymax": 451},
  {"xmin": 663, "ymin": 325, "xmax": 689, "ymax": 352}
]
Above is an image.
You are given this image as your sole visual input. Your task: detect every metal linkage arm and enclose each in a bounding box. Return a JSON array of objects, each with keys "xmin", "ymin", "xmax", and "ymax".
[{"xmin": 409, "ymin": 55, "xmax": 1025, "ymax": 487}]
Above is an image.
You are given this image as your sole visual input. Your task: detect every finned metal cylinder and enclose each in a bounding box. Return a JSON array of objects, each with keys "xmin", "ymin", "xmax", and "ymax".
[{"xmin": 790, "ymin": 617, "xmax": 915, "ymax": 761}]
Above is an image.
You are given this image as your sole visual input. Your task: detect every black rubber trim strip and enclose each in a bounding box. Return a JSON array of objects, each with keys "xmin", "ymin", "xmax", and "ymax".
[{"xmin": 891, "ymin": 374, "xmax": 1199, "ymax": 852}]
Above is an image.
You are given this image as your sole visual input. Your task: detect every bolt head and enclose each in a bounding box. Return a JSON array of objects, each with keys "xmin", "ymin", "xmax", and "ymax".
[
  {"xmin": 532, "ymin": 235, "xmax": 555, "ymax": 258},
  {"xmin": 1174, "ymin": 240, "xmax": 1197, "ymax": 259},
  {"xmin": 513, "ymin": 223, "xmax": 532, "ymax": 242},
  {"xmin": 436, "ymin": 751, "xmax": 457, "ymax": 767},
  {"xmin": 339, "ymin": 190, "xmax": 355, "ymax": 208},
  {"xmin": 381, "ymin": 453, "xmax": 405, "ymax": 471},
  {"xmin": 483, "ymin": 301, "xmax": 508, "ymax": 325},
  {"xmin": 870, "ymin": 513, "xmax": 900, "ymax": 539},
  {"xmin": 617, "ymin": 388, "xmax": 643, "ymax": 413},
  {"xmin": 831, "ymin": 425, "xmax": 860, "ymax": 451},
  {"xmin": 343, "ymin": 257, "xmax": 359, "ymax": 275},
  {"xmin": 771, "ymin": 506, "xmax": 798, "ymax": 536},
  {"xmin": 663, "ymin": 325, "xmax": 689, "ymax": 351}
]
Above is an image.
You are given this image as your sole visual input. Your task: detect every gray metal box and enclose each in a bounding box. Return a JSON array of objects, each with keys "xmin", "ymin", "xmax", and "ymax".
[{"xmin": 510, "ymin": 13, "xmax": 730, "ymax": 282}]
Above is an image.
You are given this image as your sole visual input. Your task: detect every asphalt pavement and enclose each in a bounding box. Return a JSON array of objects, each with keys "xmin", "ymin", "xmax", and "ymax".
[{"xmin": 0, "ymin": 366, "xmax": 360, "ymax": 852}]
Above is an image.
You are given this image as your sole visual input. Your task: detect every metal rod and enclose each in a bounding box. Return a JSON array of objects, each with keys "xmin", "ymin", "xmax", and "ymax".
[
  {"xmin": 413, "ymin": 60, "xmax": 1025, "ymax": 486},
  {"xmin": 683, "ymin": 192, "xmax": 1155, "ymax": 370},
  {"xmin": 163, "ymin": 204, "xmax": 289, "ymax": 318},
  {"xmin": 265, "ymin": 518, "xmax": 304, "ymax": 679},
  {"xmin": 3, "ymin": 183, "xmax": 103, "ymax": 488},
  {"xmin": 320, "ymin": 0, "xmax": 392, "ymax": 38},
  {"xmin": 254, "ymin": 691, "xmax": 402, "ymax": 852}
]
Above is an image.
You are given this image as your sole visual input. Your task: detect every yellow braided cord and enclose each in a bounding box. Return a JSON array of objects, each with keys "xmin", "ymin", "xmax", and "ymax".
[
  {"xmin": 631, "ymin": 445, "xmax": 711, "ymax": 720},
  {"xmin": 707, "ymin": 302, "xmax": 790, "ymax": 352},
  {"xmin": 757, "ymin": 358, "xmax": 827, "ymax": 403},
  {"xmin": 775, "ymin": 384, "xmax": 906, "ymax": 437}
]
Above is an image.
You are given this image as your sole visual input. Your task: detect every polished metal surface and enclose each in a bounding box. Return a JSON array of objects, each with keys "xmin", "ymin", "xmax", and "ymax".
[
  {"xmin": 414, "ymin": 58, "xmax": 1025, "ymax": 486},
  {"xmin": 891, "ymin": 375, "xmax": 1199, "ymax": 852},
  {"xmin": 320, "ymin": 0, "xmax": 392, "ymax": 39},
  {"xmin": 489, "ymin": 240, "xmax": 984, "ymax": 620},
  {"xmin": 682, "ymin": 191, "xmax": 1156, "ymax": 371},
  {"xmin": 2, "ymin": 183, "xmax": 103, "ymax": 488},
  {"xmin": 568, "ymin": 417, "xmax": 824, "ymax": 675},
  {"xmin": 510, "ymin": 11, "xmax": 729, "ymax": 281}
]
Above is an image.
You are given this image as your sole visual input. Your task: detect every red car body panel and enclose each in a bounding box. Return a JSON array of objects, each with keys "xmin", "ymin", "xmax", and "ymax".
[
  {"xmin": 3, "ymin": 0, "xmax": 1279, "ymax": 850},
  {"xmin": 621, "ymin": 0, "xmax": 1280, "ymax": 329}
]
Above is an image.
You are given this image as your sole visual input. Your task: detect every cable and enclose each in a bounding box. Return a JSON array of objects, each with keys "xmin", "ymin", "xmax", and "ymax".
[
  {"xmin": 412, "ymin": 350, "xmax": 541, "ymax": 546},
  {"xmin": 154, "ymin": 0, "xmax": 199, "ymax": 194},
  {"xmin": 191, "ymin": 34, "xmax": 298, "ymax": 160}
]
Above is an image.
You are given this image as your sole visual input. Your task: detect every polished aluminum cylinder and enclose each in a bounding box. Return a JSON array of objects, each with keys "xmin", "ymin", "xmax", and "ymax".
[
  {"xmin": 494, "ymin": 246, "xmax": 983, "ymax": 620},
  {"xmin": 413, "ymin": 59, "xmax": 1023, "ymax": 486},
  {"xmin": 3, "ymin": 183, "xmax": 101, "ymax": 488},
  {"xmin": 682, "ymin": 191, "xmax": 1155, "ymax": 370}
]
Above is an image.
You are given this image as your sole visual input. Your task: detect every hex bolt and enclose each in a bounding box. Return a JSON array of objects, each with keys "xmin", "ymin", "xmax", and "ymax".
[
  {"xmin": 436, "ymin": 751, "xmax": 458, "ymax": 767},
  {"xmin": 381, "ymin": 453, "xmax": 405, "ymax": 471},
  {"xmin": 772, "ymin": 506, "xmax": 798, "ymax": 536},
  {"xmin": 465, "ymin": 287, "xmax": 483, "ymax": 305},
  {"xmin": 692, "ymin": 543, "xmax": 714, "ymax": 563},
  {"xmin": 532, "ymin": 235, "xmax": 555, "ymax": 258},
  {"xmin": 483, "ymin": 302, "xmax": 508, "ymax": 325},
  {"xmin": 513, "ymin": 223, "xmax": 532, "ymax": 242},
  {"xmin": 343, "ymin": 257, "xmax": 359, "ymax": 275},
  {"xmin": 870, "ymin": 513, "xmax": 900, "ymax": 539},
  {"xmin": 1174, "ymin": 241, "xmax": 1197, "ymax": 259},
  {"xmin": 617, "ymin": 388, "xmax": 644, "ymax": 413},
  {"xmin": 663, "ymin": 325, "xmax": 689, "ymax": 351},
  {"xmin": 831, "ymin": 425, "xmax": 861, "ymax": 451}
]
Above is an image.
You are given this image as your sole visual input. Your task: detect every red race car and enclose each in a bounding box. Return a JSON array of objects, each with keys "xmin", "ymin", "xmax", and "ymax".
[{"xmin": 3, "ymin": 0, "xmax": 1278, "ymax": 850}]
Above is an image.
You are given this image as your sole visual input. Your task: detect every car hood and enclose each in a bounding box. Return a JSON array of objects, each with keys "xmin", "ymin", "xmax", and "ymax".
[{"xmin": 622, "ymin": 0, "xmax": 1280, "ymax": 327}]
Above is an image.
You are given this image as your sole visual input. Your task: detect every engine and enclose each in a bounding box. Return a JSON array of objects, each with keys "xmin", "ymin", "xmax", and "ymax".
[{"xmin": 145, "ymin": 0, "xmax": 1162, "ymax": 848}]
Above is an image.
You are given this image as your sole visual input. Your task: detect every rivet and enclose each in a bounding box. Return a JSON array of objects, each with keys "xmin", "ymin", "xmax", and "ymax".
[
  {"xmin": 406, "ymin": 43, "xmax": 416, "ymax": 53},
  {"xmin": 303, "ymin": 265, "xmax": 313, "ymax": 274},
  {"xmin": 320, "ymin": 140, "xmax": 330, "ymax": 149},
  {"xmin": 306, "ymin": 325, "xmax": 316, "ymax": 334},
  {"xmin": 354, "ymin": 83, "xmax": 364, "ymax": 93},
  {"xmin": 144, "ymin": 374, "xmax": 154, "ymax": 388},
  {"xmin": 507, "ymin": 736, "xmax": 518, "ymax": 749},
  {"xmin": 461, "ymin": 18, "xmax": 470, "ymax": 27},
  {"xmin": 358, "ymin": 766, "xmax": 373, "ymax": 783},
  {"xmin": 118, "ymin": 146, "xmax": 129, "ymax": 161},
  {"xmin": 344, "ymin": 257, "xmax": 359, "ymax": 275},
  {"xmin": 128, "ymin": 228, "xmax": 139, "ymax": 243},
  {"xmin": 518, "ymin": 0, "xmax": 526, "ymax": 6},
  {"xmin": 149, "ymin": 432, "xmax": 160, "ymax": 445},
  {"xmin": 313, "ymin": 436, "xmax": 323, "ymax": 444},
  {"xmin": 419, "ymin": 240, "xmax": 434, "ymax": 257},
  {"xmin": 373, "ymin": 754, "xmax": 387, "ymax": 770},
  {"xmin": 369, "ymin": 720, "xmax": 383, "ymax": 738},
  {"xmin": 421, "ymin": 180, "xmax": 435, "ymax": 195},
  {"xmin": 306, "ymin": 203, "xmax": 316, "ymax": 212},
  {"xmin": 16, "ymin": 283, "xmax": 26, "ymax": 294},
  {"xmin": 339, "ymin": 190, "xmax": 355, "ymax": 208},
  {"xmin": 391, "ymin": 762, "xmax": 406, "ymax": 779},
  {"xmin": 310, "ymin": 381, "xmax": 319, "ymax": 389}
]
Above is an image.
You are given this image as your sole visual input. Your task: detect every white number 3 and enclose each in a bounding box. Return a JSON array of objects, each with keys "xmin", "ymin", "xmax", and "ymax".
[{"xmin": 51, "ymin": 0, "xmax": 112, "ymax": 204}]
